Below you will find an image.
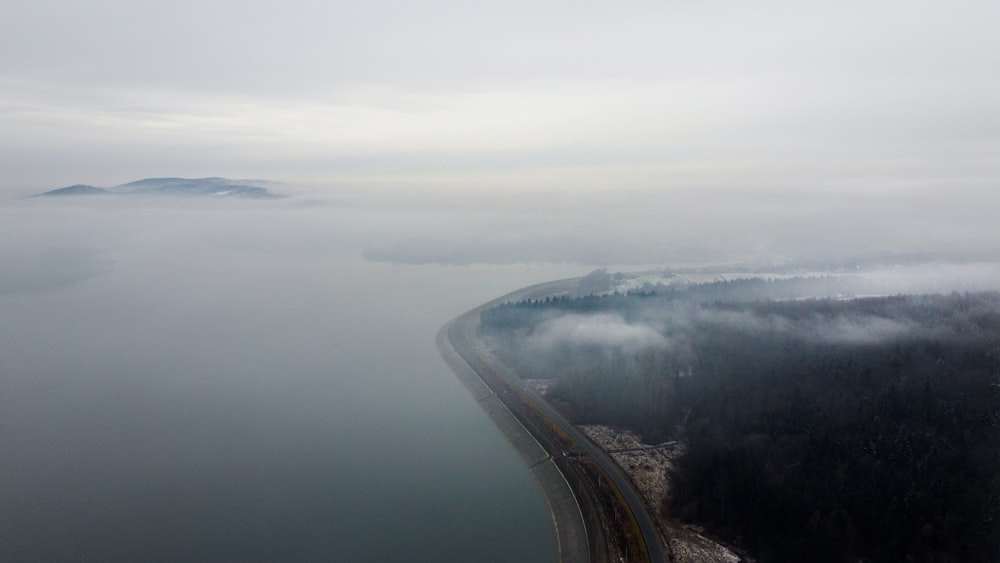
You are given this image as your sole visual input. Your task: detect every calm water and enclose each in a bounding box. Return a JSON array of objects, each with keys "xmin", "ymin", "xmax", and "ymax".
[{"xmin": 0, "ymin": 200, "xmax": 585, "ymax": 561}]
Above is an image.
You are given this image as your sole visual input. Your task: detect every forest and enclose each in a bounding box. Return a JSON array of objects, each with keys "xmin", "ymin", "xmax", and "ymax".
[{"xmin": 481, "ymin": 278, "xmax": 1000, "ymax": 562}]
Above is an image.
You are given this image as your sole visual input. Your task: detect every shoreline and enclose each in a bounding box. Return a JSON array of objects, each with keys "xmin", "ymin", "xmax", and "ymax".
[{"xmin": 437, "ymin": 277, "xmax": 667, "ymax": 563}]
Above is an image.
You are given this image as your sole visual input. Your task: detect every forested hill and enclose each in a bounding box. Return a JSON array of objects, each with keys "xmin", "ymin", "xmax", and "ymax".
[
  {"xmin": 482, "ymin": 278, "xmax": 1000, "ymax": 562},
  {"xmin": 37, "ymin": 177, "xmax": 280, "ymax": 199}
]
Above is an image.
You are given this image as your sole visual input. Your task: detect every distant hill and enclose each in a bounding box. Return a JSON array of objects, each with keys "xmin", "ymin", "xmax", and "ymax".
[
  {"xmin": 38, "ymin": 177, "xmax": 281, "ymax": 199},
  {"xmin": 40, "ymin": 185, "xmax": 112, "ymax": 196}
]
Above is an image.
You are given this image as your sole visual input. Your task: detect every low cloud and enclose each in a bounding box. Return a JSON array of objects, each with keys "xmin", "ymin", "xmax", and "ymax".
[
  {"xmin": 815, "ymin": 316, "xmax": 918, "ymax": 344},
  {"xmin": 691, "ymin": 307, "xmax": 920, "ymax": 344},
  {"xmin": 532, "ymin": 313, "xmax": 668, "ymax": 353}
]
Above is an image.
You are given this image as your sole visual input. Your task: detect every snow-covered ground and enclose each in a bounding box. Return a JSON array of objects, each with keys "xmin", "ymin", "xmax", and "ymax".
[
  {"xmin": 581, "ymin": 425, "xmax": 681, "ymax": 514},
  {"xmin": 580, "ymin": 424, "xmax": 742, "ymax": 563}
]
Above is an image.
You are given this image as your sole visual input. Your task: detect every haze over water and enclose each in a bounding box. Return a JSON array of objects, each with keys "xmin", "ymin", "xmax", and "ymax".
[{"xmin": 0, "ymin": 198, "xmax": 589, "ymax": 561}]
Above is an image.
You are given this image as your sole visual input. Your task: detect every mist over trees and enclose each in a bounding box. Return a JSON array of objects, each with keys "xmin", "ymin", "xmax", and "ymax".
[{"xmin": 482, "ymin": 278, "xmax": 1000, "ymax": 562}]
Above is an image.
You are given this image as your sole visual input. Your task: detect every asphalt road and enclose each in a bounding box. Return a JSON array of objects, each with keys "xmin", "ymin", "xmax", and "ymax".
[
  {"xmin": 441, "ymin": 278, "xmax": 668, "ymax": 563},
  {"xmin": 520, "ymin": 374, "xmax": 668, "ymax": 563}
]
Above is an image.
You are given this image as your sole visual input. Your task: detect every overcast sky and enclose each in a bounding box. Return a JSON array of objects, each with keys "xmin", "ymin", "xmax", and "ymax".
[{"xmin": 3, "ymin": 0, "xmax": 999, "ymax": 193}]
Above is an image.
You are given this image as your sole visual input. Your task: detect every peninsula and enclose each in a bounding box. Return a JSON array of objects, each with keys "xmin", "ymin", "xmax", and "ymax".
[{"xmin": 468, "ymin": 268, "xmax": 1000, "ymax": 562}]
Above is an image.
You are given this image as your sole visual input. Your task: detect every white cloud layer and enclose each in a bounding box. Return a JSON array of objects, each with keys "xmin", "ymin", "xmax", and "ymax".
[
  {"xmin": 533, "ymin": 314, "xmax": 668, "ymax": 353},
  {"xmin": 2, "ymin": 0, "xmax": 998, "ymax": 191}
]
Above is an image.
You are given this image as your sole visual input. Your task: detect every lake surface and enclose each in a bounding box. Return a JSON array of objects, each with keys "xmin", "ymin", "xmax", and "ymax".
[{"xmin": 0, "ymin": 199, "xmax": 587, "ymax": 561}]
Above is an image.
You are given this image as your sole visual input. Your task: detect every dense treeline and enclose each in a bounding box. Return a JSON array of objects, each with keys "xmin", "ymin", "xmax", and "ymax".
[
  {"xmin": 482, "ymin": 275, "xmax": 880, "ymax": 329},
  {"xmin": 482, "ymin": 281, "xmax": 1000, "ymax": 562}
]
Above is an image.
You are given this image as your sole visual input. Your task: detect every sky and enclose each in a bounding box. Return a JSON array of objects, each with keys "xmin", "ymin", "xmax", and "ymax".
[{"xmin": 3, "ymin": 0, "xmax": 999, "ymax": 194}]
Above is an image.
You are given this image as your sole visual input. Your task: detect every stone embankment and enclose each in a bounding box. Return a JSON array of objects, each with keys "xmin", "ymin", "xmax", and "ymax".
[{"xmin": 436, "ymin": 279, "xmax": 591, "ymax": 563}]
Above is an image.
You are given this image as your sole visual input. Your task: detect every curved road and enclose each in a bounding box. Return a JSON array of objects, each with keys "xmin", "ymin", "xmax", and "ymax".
[{"xmin": 440, "ymin": 278, "xmax": 668, "ymax": 563}]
